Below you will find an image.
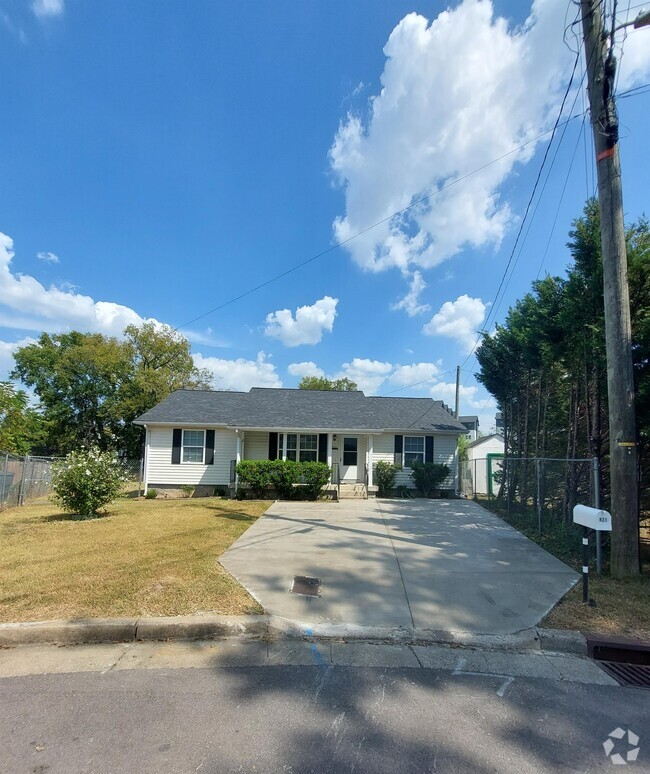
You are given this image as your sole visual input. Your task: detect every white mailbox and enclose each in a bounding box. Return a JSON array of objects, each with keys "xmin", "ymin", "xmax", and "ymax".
[{"xmin": 573, "ymin": 504, "xmax": 612, "ymax": 531}]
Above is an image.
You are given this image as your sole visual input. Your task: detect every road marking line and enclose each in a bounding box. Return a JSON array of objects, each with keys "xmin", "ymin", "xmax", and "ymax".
[
  {"xmin": 496, "ymin": 676, "xmax": 515, "ymax": 697},
  {"xmin": 452, "ymin": 656, "xmax": 467, "ymax": 675}
]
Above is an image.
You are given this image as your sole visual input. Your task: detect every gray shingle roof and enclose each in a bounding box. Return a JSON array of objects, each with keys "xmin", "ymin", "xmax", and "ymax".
[{"xmin": 134, "ymin": 388, "xmax": 467, "ymax": 434}]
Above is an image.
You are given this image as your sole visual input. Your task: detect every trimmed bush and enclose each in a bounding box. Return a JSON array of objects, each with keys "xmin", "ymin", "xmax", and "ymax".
[
  {"xmin": 299, "ymin": 461, "xmax": 331, "ymax": 500},
  {"xmin": 235, "ymin": 459, "xmax": 331, "ymax": 500},
  {"xmin": 267, "ymin": 459, "xmax": 301, "ymax": 499},
  {"xmin": 409, "ymin": 462, "xmax": 450, "ymax": 498},
  {"xmin": 235, "ymin": 460, "xmax": 273, "ymax": 498},
  {"xmin": 52, "ymin": 447, "xmax": 126, "ymax": 518},
  {"xmin": 145, "ymin": 488, "xmax": 157, "ymax": 499},
  {"xmin": 375, "ymin": 460, "xmax": 401, "ymax": 497}
]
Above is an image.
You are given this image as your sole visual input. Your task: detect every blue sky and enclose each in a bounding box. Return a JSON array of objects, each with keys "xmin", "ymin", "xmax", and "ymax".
[{"xmin": 1, "ymin": 0, "xmax": 649, "ymax": 431}]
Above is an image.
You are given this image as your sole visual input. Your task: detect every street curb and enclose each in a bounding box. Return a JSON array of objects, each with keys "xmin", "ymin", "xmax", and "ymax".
[
  {"xmin": 0, "ymin": 615, "xmax": 266, "ymax": 647},
  {"xmin": 0, "ymin": 614, "xmax": 587, "ymax": 655},
  {"xmin": 267, "ymin": 616, "xmax": 587, "ymax": 654}
]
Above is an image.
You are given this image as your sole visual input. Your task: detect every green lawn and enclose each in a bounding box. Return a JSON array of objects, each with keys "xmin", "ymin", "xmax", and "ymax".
[{"xmin": 0, "ymin": 495, "xmax": 270, "ymax": 623}]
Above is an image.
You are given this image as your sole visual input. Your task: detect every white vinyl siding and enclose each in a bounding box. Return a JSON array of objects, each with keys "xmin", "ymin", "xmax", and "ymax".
[
  {"xmin": 243, "ymin": 431, "xmax": 269, "ymax": 461},
  {"xmin": 370, "ymin": 432, "xmax": 458, "ymax": 490},
  {"xmin": 146, "ymin": 426, "xmax": 236, "ymax": 486}
]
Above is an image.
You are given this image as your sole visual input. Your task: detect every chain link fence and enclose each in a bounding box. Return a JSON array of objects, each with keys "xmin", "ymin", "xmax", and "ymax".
[
  {"xmin": 459, "ymin": 456, "xmax": 604, "ymax": 570},
  {"xmin": 0, "ymin": 452, "xmax": 144, "ymax": 509}
]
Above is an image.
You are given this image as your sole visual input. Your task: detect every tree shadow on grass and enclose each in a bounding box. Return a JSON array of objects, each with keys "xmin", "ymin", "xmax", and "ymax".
[{"xmin": 41, "ymin": 511, "xmax": 112, "ymax": 523}]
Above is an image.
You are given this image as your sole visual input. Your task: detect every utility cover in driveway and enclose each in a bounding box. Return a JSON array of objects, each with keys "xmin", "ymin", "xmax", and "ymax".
[
  {"xmin": 220, "ymin": 499, "xmax": 578, "ymax": 634},
  {"xmin": 291, "ymin": 576, "xmax": 321, "ymax": 597}
]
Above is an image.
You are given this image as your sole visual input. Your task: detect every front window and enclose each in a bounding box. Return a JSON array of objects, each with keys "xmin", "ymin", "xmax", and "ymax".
[
  {"xmin": 279, "ymin": 433, "xmax": 318, "ymax": 462},
  {"xmin": 182, "ymin": 429, "xmax": 205, "ymax": 463},
  {"xmin": 404, "ymin": 436, "xmax": 424, "ymax": 467}
]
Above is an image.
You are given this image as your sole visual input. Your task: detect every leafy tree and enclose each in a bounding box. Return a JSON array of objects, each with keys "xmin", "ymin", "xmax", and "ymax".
[
  {"xmin": 0, "ymin": 382, "xmax": 43, "ymax": 455},
  {"xmin": 457, "ymin": 434, "xmax": 469, "ymax": 462},
  {"xmin": 11, "ymin": 323, "xmax": 212, "ymax": 456},
  {"xmin": 116, "ymin": 322, "xmax": 212, "ymax": 456},
  {"xmin": 12, "ymin": 332, "xmax": 131, "ymax": 454},
  {"xmin": 475, "ymin": 198, "xmax": 649, "ymax": 577},
  {"xmin": 298, "ymin": 376, "xmax": 358, "ymax": 391}
]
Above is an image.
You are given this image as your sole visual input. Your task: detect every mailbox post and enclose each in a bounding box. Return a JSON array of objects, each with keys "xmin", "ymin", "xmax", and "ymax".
[{"xmin": 573, "ymin": 505, "xmax": 612, "ymax": 604}]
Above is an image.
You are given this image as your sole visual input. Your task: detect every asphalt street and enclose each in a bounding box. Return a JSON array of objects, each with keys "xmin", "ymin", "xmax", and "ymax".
[{"xmin": 0, "ymin": 640, "xmax": 646, "ymax": 773}]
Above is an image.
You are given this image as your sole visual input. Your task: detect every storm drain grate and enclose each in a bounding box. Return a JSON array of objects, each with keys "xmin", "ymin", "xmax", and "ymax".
[
  {"xmin": 597, "ymin": 662, "xmax": 650, "ymax": 689},
  {"xmin": 291, "ymin": 576, "xmax": 321, "ymax": 597}
]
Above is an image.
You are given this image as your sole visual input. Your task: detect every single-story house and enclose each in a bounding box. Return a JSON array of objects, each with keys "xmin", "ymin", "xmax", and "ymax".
[
  {"xmin": 465, "ymin": 433, "xmax": 505, "ymax": 496},
  {"xmin": 134, "ymin": 387, "xmax": 468, "ymax": 498}
]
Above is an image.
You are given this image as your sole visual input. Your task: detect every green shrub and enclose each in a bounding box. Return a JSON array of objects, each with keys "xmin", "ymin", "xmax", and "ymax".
[
  {"xmin": 145, "ymin": 488, "xmax": 157, "ymax": 499},
  {"xmin": 236, "ymin": 460, "xmax": 272, "ymax": 498},
  {"xmin": 52, "ymin": 447, "xmax": 126, "ymax": 518},
  {"xmin": 180, "ymin": 484, "xmax": 195, "ymax": 498},
  {"xmin": 213, "ymin": 486, "xmax": 227, "ymax": 497},
  {"xmin": 375, "ymin": 460, "xmax": 401, "ymax": 497},
  {"xmin": 235, "ymin": 459, "xmax": 331, "ymax": 500},
  {"xmin": 409, "ymin": 462, "xmax": 450, "ymax": 497},
  {"xmin": 267, "ymin": 459, "xmax": 300, "ymax": 499},
  {"xmin": 299, "ymin": 461, "xmax": 331, "ymax": 500}
]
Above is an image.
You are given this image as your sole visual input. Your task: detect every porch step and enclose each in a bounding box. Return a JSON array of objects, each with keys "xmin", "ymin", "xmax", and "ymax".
[{"xmin": 338, "ymin": 483, "xmax": 368, "ymax": 500}]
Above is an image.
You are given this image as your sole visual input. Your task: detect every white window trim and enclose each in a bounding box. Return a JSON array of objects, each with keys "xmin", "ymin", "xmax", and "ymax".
[
  {"xmin": 403, "ymin": 435, "xmax": 425, "ymax": 469},
  {"xmin": 182, "ymin": 429, "xmax": 205, "ymax": 464},
  {"xmin": 277, "ymin": 432, "xmax": 319, "ymax": 463}
]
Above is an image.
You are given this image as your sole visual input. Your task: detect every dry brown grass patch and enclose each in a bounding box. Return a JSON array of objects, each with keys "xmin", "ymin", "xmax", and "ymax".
[{"xmin": 0, "ymin": 496, "xmax": 271, "ymax": 623}]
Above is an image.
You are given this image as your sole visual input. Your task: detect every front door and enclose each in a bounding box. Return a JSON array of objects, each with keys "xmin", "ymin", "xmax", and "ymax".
[{"xmin": 341, "ymin": 436, "xmax": 358, "ymax": 481}]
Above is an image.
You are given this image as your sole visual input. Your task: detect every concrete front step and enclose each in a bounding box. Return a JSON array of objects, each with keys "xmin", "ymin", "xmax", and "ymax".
[{"xmin": 338, "ymin": 483, "xmax": 368, "ymax": 500}]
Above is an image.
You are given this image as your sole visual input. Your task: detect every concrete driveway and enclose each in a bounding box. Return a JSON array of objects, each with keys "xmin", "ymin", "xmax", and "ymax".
[{"xmin": 220, "ymin": 498, "xmax": 578, "ymax": 634}]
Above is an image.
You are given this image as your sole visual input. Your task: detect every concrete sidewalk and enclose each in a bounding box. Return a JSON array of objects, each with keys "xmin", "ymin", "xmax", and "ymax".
[{"xmin": 220, "ymin": 498, "xmax": 578, "ymax": 634}]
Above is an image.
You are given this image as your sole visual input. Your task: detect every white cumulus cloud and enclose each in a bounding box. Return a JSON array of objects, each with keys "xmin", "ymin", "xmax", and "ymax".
[
  {"xmin": 36, "ymin": 251, "xmax": 60, "ymax": 264},
  {"xmin": 0, "ymin": 232, "xmax": 147, "ymax": 336},
  {"xmin": 388, "ymin": 362, "xmax": 441, "ymax": 387},
  {"xmin": 391, "ymin": 270, "xmax": 430, "ymax": 317},
  {"xmin": 287, "ymin": 361, "xmax": 325, "ymax": 379},
  {"xmin": 330, "ymin": 0, "xmax": 627, "ymax": 276},
  {"xmin": 430, "ymin": 380, "xmax": 495, "ymax": 413},
  {"xmin": 264, "ymin": 295, "xmax": 338, "ymax": 347},
  {"xmin": 336, "ymin": 358, "xmax": 393, "ymax": 394},
  {"xmin": 0, "ymin": 233, "xmax": 215, "ymax": 349},
  {"xmin": 32, "ymin": 0, "xmax": 64, "ymax": 17},
  {"xmin": 423, "ymin": 294, "xmax": 487, "ymax": 352},
  {"xmin": 193, "ymin": 351, "xmax": 281, "ymax": 391}
]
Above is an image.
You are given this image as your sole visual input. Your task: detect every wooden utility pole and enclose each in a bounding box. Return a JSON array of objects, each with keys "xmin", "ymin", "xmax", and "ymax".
[
  {"xmin": 580, "ymin": 0, "xmax": 639, "ymax": 576},
  {"xmin": 454, "ymin": 365, "xmax": 460, "ymax": 419}
]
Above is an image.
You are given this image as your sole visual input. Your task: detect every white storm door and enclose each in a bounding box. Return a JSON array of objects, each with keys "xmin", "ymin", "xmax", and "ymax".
[{"xmin": 341, "ymin": 436, "xmax": 358, "ymax": 481}]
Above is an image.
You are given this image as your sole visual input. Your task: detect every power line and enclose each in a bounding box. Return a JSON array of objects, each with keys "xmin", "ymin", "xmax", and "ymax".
[
  {"xmin": 457, "ymin": 49, "xmax": 582, "ymax": 380},
  {"xmin": 174, "ymin": 110, "xmax": 585, "ymax": 334}
]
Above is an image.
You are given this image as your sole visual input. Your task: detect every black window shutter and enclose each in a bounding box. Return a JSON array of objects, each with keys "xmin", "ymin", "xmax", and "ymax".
[
  {"xmin": 394, "ymin": 434, "xmax": 403, "ymax": 466},
  {"xmin": 205, "ymin": 429, "xmax": 215, "ymax": 465},
  {"xmin": 425, "ymin": 435, "xmax": 434, "ymax": 463},
  {"xmin": 318, "ymin": 434, "xmax": 328, "ymax": 464},
  {"xmin": 172, "ymin": 429, "xmax": 182, "ymax": 464},
  {"xmin": 268, "ymin": 432, "xmax": 278, "ymax": 460}
]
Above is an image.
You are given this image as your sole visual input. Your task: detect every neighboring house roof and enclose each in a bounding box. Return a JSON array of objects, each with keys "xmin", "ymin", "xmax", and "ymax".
[
  {"xmin": 134, "ymin": 388, "xmax": 468, "ymax": 434},
  {"xmin": 467, "ymin": 433, "xmax": 505, "ymax": 449},
  {"xmin": 459, "ymin": 415, "xmax": 479, "ymax": 425}
]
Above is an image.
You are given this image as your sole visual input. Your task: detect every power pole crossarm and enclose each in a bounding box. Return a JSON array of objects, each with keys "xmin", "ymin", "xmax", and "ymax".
[{"xmin": 580, "ymin": 0, "xmax": 640, "ymax": 576}]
